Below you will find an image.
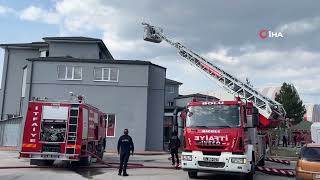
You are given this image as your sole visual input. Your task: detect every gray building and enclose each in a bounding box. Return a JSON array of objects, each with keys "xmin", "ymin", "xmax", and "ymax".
[{"xmin": 0, "ymin": 37, "xmax": 165, "ymax": 151}]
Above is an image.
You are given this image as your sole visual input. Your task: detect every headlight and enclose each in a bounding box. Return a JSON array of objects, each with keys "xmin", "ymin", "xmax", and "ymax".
[
  {"xmin": 230, "ymin": 158, "xmax": 246, "ymax": 164},
  {"xmin": 182, "ymin": 155, "xmax": 192, "ymax": 161}
]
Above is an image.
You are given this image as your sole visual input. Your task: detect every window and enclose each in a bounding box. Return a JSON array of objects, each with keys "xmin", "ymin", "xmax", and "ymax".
[
  {"xmin": 94, "ymin": 67, "xmax": 119, "ymax": 82},
  {"xmin": 105, "ymin": 114, "xmax": 116, "ymax": 137},
  {"xmin": 21, "ymin": 67, "xmax": 27, "ymax": 98},
  {"xmin": 168, "ymin": 101, "xmax": 174, "ymax": 107},
  {"xmin": 40, "ymin": 50, "xmax": 49, "ymax": 57},
  {"xmin": 57, "ymin": 65, "xmax": 82, "ymax": 80},
  {"xmin": 167, "ymin": 86, "xmax": 175, "ymax": 93}
]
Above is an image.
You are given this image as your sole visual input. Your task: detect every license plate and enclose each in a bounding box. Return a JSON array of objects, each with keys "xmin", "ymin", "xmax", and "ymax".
[
  {"xmin": 41, "ymin": 154, "xmax": 59, "ymax": 158},
  {"xmin": 314, "ymin": 174, "xmax": 320, "ymax": 179},
  {"xmin": 203, "ymin": 157, "xmax": 219, "ymax": 162}
]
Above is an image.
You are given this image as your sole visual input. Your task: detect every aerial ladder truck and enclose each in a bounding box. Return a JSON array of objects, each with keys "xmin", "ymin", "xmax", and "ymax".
[{"xmin": 142, "ymin": 23, "xmax": 286, "ymax": 179}]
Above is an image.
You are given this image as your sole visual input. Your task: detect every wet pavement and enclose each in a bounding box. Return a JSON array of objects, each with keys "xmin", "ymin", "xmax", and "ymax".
[{"xmin": 0, "ymin": 151, "xmax": 295, "ymax": 180}]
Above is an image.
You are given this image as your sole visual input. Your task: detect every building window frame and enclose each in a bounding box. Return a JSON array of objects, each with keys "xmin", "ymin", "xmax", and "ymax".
[
  {"xmin": 167, "ymin": 86, "xmax": 175, "ymax": 94},
  {"xmin": 168, "ymin": 101, "xmax": 174, "ymax": 107},
  {"xmin": 40, "ymin": 50, "xmax": 49, "ymax": 57},
  {"xmin": 105, "ymin": 114, "xmax": 116, "ymax": 138},
  {"xmin": 57, "ymin": 65, "xmax": 82, "ymax": 80},
  {"xmin": 21, "ymin": 66, "xmax": 28, "ymax": 98},
  {"xmin": 94, "ymin": 67, "xmax": 119, "ymax": 82}
]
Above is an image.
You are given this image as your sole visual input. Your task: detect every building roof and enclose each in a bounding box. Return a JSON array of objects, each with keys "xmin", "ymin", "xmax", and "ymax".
[
  {"xmin": 42, "ymin": 37, "xmax": 102, "ymax": 42},
  {"xmin": 165, "ymin": 78, "xmax": 183, "ymax": 85},
  {"xmin": 43, "ymin": 36, "xmax": 113, "ymax": 60},
  {"xmin": 26, "ymin": 57, "xmax": 166, "ymax": 69},
  {"xmin": 0, "ymin": 42, "xmax": 48, "ymax": 49},
  {"xmin": 175, "ymin": 93, "xmax": 219, "ymax": 100},
  {"xmin": 0, "ymin": 36, "xmax": 113, "ymax": 59}
]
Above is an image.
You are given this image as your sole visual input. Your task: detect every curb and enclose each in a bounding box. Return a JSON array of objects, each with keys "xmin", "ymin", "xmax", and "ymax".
[{"xmin": 0, "ymin": 146, "xmax": 19, "ymax": 151}]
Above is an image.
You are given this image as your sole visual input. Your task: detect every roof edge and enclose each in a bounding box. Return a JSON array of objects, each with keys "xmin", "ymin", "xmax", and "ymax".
[{"xmin": 26, "ymin": 57, "xmax": 166, "ymax": 69}]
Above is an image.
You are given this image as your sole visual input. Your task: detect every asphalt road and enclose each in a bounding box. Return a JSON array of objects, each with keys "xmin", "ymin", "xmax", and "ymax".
[{"xmin": 0, "ymin": 151, "xmax": 295, "ymax": 180}]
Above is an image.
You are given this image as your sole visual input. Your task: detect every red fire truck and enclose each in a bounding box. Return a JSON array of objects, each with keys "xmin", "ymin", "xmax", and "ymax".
[
  {"xmin": 142, "ymin": 23, "xmax": 286, "ymax": 179},
  {"xmin": 19, "ymin": 100, "xmax": 106, "ymax": 166}
]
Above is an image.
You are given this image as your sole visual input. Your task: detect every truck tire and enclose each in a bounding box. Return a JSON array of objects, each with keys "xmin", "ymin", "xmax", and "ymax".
[
  {"xmin": 79, "ymin": 156, "xmax": 92, "ymax": 166},
  {"xmin": 188, "ymin": 171, "xmax": 198, "ymax": 179},
  {"xmin": 97, "ymin": 144, "xmax": 104, "ymax": 159}
]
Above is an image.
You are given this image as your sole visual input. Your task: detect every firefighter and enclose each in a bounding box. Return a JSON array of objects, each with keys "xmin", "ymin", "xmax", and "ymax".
[
  {"xmin": 117, "ymin": 129, "xmax": 134, "ymax": 176},
  {"xmin": 169, "ymin": 131, "xmax": 181, "ymax": 167}
]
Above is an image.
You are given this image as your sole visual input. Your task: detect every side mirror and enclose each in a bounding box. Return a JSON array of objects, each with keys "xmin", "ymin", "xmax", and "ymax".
[{"xmin": 252, "ymin": 107, "xmax": 260, "ymax": 127}]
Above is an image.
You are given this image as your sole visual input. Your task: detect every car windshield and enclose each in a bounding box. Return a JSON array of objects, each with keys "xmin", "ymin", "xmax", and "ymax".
[
  {"xmin": 301, "ymin": 147, "xmax": 320, "ymax": 161},
  {"xmin": 186, "ymin": 105, "xmax": 240, "ymax": 128}
]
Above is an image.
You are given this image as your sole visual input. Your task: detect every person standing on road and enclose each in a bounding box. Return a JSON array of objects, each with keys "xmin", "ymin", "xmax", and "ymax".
[
  {"xmin": 169, "ymin": 131, "xmax": 181, "ymax": 167},
  {"xmin": 282, "ymin": 135, "xmax": 288, "ymax": 147},
  {"xmin": 293, "ymin": 135, "xmax": 297, "ymax": 147},
  {"xmin": 117, "ymin": 129, "xmax": 134, "ymax": 176}
]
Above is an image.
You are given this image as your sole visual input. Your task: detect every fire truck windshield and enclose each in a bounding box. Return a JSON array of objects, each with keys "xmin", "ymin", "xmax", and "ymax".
[{"xmin": 186, "ymin": 105, "xmax": 240, "ymax": 128}]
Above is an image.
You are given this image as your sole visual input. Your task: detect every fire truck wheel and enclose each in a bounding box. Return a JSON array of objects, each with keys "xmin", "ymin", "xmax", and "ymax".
[
  {"xmin": 188, "ymin": 171, "xmax": 198, "ymax": 179},
  {"xmin": 98, "ymin": 150, "xmax": 104, "ymax": 159},
  {"xmin": 79, "ymin": 156, "xmax": 92, "ymax": 166}
]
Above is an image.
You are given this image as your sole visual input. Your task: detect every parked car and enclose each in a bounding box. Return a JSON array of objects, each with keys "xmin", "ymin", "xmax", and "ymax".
[{"xmin": 296, "ymin": 144, "xmax": 320, "ymax": 180}]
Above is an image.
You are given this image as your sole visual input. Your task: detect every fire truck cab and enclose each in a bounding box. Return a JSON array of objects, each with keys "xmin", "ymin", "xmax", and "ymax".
[
  {"xmin": 181, "ymin": 99, "xmax": 265, "ymax": 179},
  {"xmin": 20, "ymin": 100, "xmax": 106, "ymax": 166}
]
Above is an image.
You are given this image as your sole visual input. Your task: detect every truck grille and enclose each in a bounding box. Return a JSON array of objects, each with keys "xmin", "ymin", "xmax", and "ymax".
[
  {"xmin": 198, "ymin": 161, "xmax": 225, "ymax": 168},
  {"xmin": 197, "ymin": 145, "xmax": 227, "ymax": 150},
  {"xmin": 42, "ymin": 144, "xmax": 60, "ymax": 153}
]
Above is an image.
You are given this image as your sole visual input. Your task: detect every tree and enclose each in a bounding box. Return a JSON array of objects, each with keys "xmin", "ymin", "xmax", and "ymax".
[{"xmin": 275, "ymin": 82, "xmax": 306, "ymax": 125}]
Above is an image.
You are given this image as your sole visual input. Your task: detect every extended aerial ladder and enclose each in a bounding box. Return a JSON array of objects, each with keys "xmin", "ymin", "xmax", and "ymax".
[{"xmin": 142, "ymin": 23, "xmax": 286, "ymax": 126}]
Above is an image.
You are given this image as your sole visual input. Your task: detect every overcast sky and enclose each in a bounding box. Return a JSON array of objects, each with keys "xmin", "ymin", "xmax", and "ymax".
[{"xmin": 0, "ymin": 0, "xmax": 319, "ymax": 104}]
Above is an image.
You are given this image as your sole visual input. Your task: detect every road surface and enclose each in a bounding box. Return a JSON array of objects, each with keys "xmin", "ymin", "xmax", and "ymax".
[{"xmin": 0, "ymin": 151, "xmax": 295, "ymax": 180}]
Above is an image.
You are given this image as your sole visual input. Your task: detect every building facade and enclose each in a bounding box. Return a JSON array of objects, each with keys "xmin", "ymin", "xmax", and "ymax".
[{"xmin": 0, "ymin": 37, "xmax": 165, "ymax": 151}]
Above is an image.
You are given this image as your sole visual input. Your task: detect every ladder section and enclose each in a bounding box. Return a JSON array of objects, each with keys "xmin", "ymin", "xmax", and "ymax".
[
  {"xmin": 66, "ymin": 104, "xmax": 79, "ymax": 154},
  {"xmin": 142, "ymin": 23, "xmax": 286, "ymax": 120}
]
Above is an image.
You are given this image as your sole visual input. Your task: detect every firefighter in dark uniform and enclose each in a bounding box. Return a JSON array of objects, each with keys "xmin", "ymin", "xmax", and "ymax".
[
  {"xmin": 117, "ymin": 129, "xmax": 134, "ymax": 176},
  {"xmin": 169, "ymin": 131, "xmax": 181, "ymax": 167}
]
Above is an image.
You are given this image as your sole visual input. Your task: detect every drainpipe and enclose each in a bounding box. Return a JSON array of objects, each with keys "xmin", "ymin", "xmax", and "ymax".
[
  {"xmin": 1, "ymin": 48, "xmax": 10, "ymax": 120},
  {"xmin": 28, "ymin": 60, "xmax": 34, "ymax": 101}
]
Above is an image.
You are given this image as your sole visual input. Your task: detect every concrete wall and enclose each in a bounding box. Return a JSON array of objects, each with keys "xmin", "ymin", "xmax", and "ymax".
[
  {"xmin": 48, "ymin": 42, "xmax": 101, "ymax": 59},
  {"xmin": 28, "ymin": 60, "xmax": 165, "ymax": 151},
  {"xmin": 164, "ymin": 84, "xmax": 179, "ymax": 107},
  {"xmin": 146, "ymin": 65, "xmax": 165, "ymax": 151},
  {"xmin": 0, "ymin": 48, "xmax": 39, "ymax": 119}
]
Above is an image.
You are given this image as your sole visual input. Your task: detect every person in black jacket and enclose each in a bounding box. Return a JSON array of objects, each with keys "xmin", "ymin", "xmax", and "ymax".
[
  {"xmin": 117, "ymin": 129, "xmax": 134, "ymax": 176},
  {"xmin": 169, "ymin": 131, "xmax": 181, "ymax": 166}
]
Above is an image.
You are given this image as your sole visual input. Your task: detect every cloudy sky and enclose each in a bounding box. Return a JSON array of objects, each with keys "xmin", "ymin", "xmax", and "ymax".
[{"xmin": 0, "ymin": 0, "xmax": 319, "ymax": 104}]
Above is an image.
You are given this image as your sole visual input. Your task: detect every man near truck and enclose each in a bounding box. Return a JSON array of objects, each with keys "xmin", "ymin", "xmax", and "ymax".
[
  {"xmin": 117, "ymin": 129, "xmax": 134, "ymax": 176},
  {"xmin": 169, "ymin": 131, "xmax": 181, "ymax": 167}
]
